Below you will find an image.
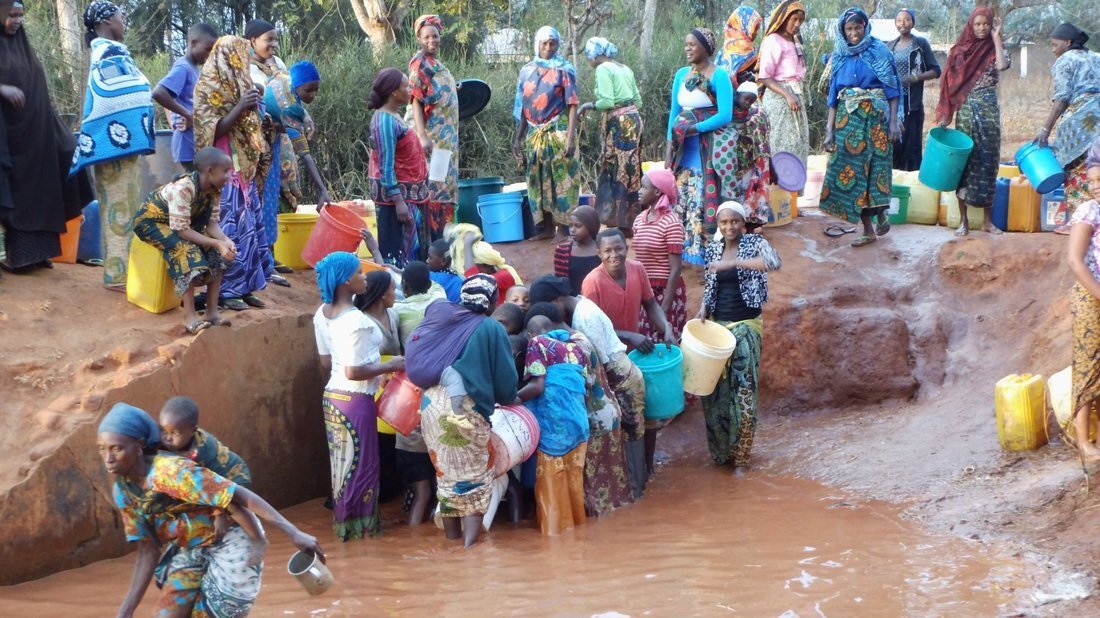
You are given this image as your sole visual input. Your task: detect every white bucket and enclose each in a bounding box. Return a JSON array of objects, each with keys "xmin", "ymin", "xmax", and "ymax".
[
  {"xmin": 681, "ymin": 319, "xmax": 738, "ymax": 396},
  {"xmin": 428, "ymin": 148, "xmax": 452, "ymax": 182},
  {"xmin": 488, "ymin": 404, "xmax": 539, "ymax": 477},
  {"xmin": 287, "ymin": 550, "xmax": 333, "ymax": 596},
  {"xmin": 801, "ymin": 170, "xmax": 825, "ymax": 208}
]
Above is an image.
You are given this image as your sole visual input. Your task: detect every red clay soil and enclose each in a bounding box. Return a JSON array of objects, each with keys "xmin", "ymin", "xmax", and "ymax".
[{"xmin": 1, "ymin": 214, "xmax": 1099, "ymax": 610}]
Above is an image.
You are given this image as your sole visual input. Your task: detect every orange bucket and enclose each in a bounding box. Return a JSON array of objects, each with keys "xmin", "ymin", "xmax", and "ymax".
[
  {"xmin": 300, "ymin": 204, "xmax": 366, "ymax": 266},
  {"xmin": 53, "ymin": 215, "xmax": 83, "ymax": 264},
  {"xmin": 360, "ymin": 258, "xmax": 386, "ymax": 274}
]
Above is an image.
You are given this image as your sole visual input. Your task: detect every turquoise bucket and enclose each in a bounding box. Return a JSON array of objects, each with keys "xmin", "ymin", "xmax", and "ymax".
[
  {"xmin": 1014, "ymin": 142, "xmax": 1066, "ymax": 194},
  {"xmin": 919, "ymin": 127, "xmax": 975, "ymax": 191},
  {"xmin": 477, "ymin": 193, "xmax": 524, "ymax": 243},
  {"xmin": 457, "ymin": 177, "xmax": 504, "ymax": 228},
  {"xmin": 628, "ymin": 345, "xmax": 685, "ymax": 420}
]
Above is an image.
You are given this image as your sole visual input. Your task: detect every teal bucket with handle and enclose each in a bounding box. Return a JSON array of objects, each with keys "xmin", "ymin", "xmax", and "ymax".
[
  {"xmin": 628, "ymin": 345, "xmax": 685, "ymax": 420},
  {"xmin": 477, "ymin": 193, "xmax": 524, "ymax": 243},
  {"xmin": 1014, "ymin": 142, "xmax": 1066, "ymax": 194},
  {"xmin": 919, "ymin": 127, "xmax": 975, "ymax": 191}
]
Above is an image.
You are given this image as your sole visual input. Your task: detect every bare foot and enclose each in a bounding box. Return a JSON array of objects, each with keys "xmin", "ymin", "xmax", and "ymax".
[
  {"xmin": 983, "ymin": 222, "xmax": 1003, "ymax": 235},
  {"xmin": 954, "ymin": 224, "xmax": 969, "ymax": 237}
]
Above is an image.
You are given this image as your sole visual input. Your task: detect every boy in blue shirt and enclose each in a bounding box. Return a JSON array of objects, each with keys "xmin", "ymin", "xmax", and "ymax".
[{"xmin": 153, "ymin": 23, "xmax": 218, "ymax": 171}]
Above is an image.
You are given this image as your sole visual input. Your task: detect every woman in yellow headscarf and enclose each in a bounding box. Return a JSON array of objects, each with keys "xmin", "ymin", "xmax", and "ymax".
[{"xmin": 449, "ymin": 223, "xmax": 522, "ymax": 304}]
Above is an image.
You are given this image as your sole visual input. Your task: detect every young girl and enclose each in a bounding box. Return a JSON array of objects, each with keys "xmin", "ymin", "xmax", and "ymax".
[
  {"xmin": 505, "ymin": 285, "xmax": 531, "ymax": 313},
  {"xmin": 553, "ymin": 205, "xmax": 602, "ymax": 295},
  {"xmin": 132, "ymin": 147, "xmax": 236, "ymax": 334}
]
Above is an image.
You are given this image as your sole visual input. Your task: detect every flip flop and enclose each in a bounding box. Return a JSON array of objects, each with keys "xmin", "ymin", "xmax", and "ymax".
[
  {"xmin": 875, "ymin": 219, "xmax": 891, "ymax": 236},
  {"xmin": 185, "ymin": 320, "xmax": 212, "ymax": 335},
  {"xmin": 243, "ymin": 293, "xmax": 266, "ymax": 308},
  {"xmin": 222, "ymin": 297, "xmax": 249, "ymax": 311},
  {"xmin": 269, "ymin": 274, "xmax": 292, "ymax": 288},
  {"xmin": 206, "ymin": 315, "xmax": 232, "ymax": 327},
  {"xmin": 274, "ymin": 261, "xmax": 294, "ymax": 274},
  {"xmin": 852, "ymin": 234, "xmax": 877, "ymax": 247},
  {"xmin": 824, "ymin": 224, "xmax": 857, "ymax": 237}
]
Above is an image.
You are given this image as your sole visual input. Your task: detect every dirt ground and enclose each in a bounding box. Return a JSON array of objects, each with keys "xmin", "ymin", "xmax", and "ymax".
[{"xmin": 2, "ymin": 212, "xmax": 1098, "ymax": 612}]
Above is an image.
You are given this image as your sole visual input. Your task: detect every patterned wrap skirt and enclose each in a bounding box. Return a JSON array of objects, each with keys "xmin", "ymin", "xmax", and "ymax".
[
  {"xmin": 94, "ymin": 156, "xmax": 143, "ymax": 287},
  {"xmin": 596, "ymin": 105, "xmax": 643, "ymax": 228},
  {"xmin": 760, "ymin": 82, "xmax": 809, "ymax": 163},
  {"xmin": 820, "ymin": 90, "xmax": 894, "ymax": 223},
  {"xmin": 323, "ymin": 389, "xmax": 382, "ymax": 540},
  {"xmin": 154, "ymin": 525, "xmax": 263, "ymax": 617},
  {"xmin": 419, "ymin": 386, "xmax": 495, "ymax": 518},
  {"xmin": 638, "ymin": 276, "xmax": 688, "ymax": 342},
  {"xmin": 701, "ymin": 318, "xmax": 763, "ymax": 467},
  {"xmin": 525, "ymin": 115, "xmax": 580, "ymax": 225},
  {"xmin": 955, "ymin": 85, "xmax": 1001, "ymax": 207}
]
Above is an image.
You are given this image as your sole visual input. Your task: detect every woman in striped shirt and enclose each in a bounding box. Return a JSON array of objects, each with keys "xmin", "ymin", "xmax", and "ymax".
[{"xmin": 631, "ymin": 168, "xmax": 687, "ymax": 342}]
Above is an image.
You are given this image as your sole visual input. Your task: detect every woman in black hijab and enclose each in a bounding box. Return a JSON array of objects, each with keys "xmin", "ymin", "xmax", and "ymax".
[{"xmin": 0, "ymin": 0, "xmax": 91, "ymax": 270}]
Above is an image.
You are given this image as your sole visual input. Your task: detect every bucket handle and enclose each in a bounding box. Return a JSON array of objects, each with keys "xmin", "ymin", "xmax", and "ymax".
[{"xmin": 476, "ymin": 204, "xmax": 522, "ymax": 224}]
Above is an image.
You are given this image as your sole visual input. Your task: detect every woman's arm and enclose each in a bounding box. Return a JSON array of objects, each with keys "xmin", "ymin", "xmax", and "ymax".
[
  {"xmin": 116, "ymin": 540, "xmax": 160, "ymax": 618},
  {"xmin": 1068, "ymin": 223, "xmax": 1100, "ymax": 299},
  {"xmin": 661, "ymin": 253, "xmax": 682, "ymax": 315},
  {"xmin": 215, "ymin": 89, "xmax": 260, "ymax": 140},
  {"xmin": 642, "ymin": 297, "xmax": 675, "ymax": 345},
  {"xmin": 919, "ymin": 38, "xmax": 941, "ymax": 79},
  {"xmin": 513, "ymin": 115, "xmax": 528, "ymax": 166},
  {"xmin": 664, "ymin": 68, "xmax": 687, "ymax": 168},
  {"xmin": 300, "ymin": 153, "xmax": 330, "ymax": 205},
  {"xmin": 993, "ymin": 19, "xmax": 1009, "ymax": 71},
  {"xmin": 229, "ymin": 486, "xmax": 325, "ymax": 559},
  {"xmin": 410, "ymin": 98, "xmax": 432, "ymax": 153},
  {"xmin": 344, "ymin": 356, "xmax": 404, "ymax": 381},
  {"xmin": 565, "ymin": 103, "xmax": 579, "ymax": 157},
  {"xmin": 1038, "ymin": 57, "xmax": 1073, "ymax": 146},
  {"xmin": 694, "ymin": 67, "xmax": 734, "ymax": 133},
  {"xmin": 517, "ymin": 375, "xmax": 545, "ymax": 401},
  {"xmin": 888, "ymin": 98, "xmax": 901, "ymax": 141},
  {"xmin": 823, "ymin": 107, "xmax": 838, "ymax": 152}
]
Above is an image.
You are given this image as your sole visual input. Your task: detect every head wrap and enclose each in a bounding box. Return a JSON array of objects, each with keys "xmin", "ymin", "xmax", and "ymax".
[
  {"xmin": 529, "ymin": 275, "xmax": 574, "ymax": 305},
  {"xmin": 691, "ymin": 28, "xmax": 717, "ymax": 57},
  {"xmin": 897, "ymin": 8, "xmax": 916, "ymax": 23},
  {"xmin": 415, "ymin": 14, "xmax": 443, "ymax": 36},
  {"xmin": 243, "ymin": 19, "xmax": 275, "ymax": 40},
  {"xmin": 832, "ymin": 7, "xmax": 904, "ymax": 125},
  {"xmin": 716, "ymin": 6, "xmax": 763, "ymax": 80},
  {"xmin": 584, "ymin": 36, "xmax": 618, "ymax": 60},
  {"xmin": 764, "ymin": 0, "xmax": 806, "ymax": 59},
  {"xmin": 315, "ymin": 251, "xmax": 361, "ymax": 304},
  {"xmin": 513, "ymin": 26, "xmax": 575, "ymax": 121},
  {"xmin": 193, "ymin": 36, "xmax": 267, "ymax": 182},
  {"xmin": 716, "ymin": 201, "xmax": 748, "ymax": 221},
  {"xmin": 736, "ymin": 80, "xmax": 760, "ymax": 96},
  {"xmin": 644, "ymin": 168, "xmax": 678, "ymax": 214},
  {"xmin": 460, "ymin": 273, "xmax": 498, "ymax": 314},
  {"xmin": 534, "ymin": 26, "xmax": 562, "ymax": 58},
  {"xmin": 289, "ymin": 60, "xmax": 320, "ymax": 89},
  {"xmin": 83, "ymin": 1, "xmax": 118, "ymax": 43},
  {"xmin": 368, "ymin": 67, "xmax": 405, "ymax": 109},
  {"xmin": 354, "ymin": 270, "xmax": 394, "ymax": 311},
  {"xmin": 569, "ymin": 206, "xmax": 601, "ymax": 239},
  {"xmin": 98, "ymin": 403, "xmax": 160, "ymax": 448},
  {"xmin": 936, "ymin": 7, "xmax": 996, "ymax": 124},
  {"xmin": 1052, "ymin": 22, "xmax": 1089, "ymax": 51},
  {"xmin": 448, "ymin": 223, "xmax": 523, "ymax": 285}
]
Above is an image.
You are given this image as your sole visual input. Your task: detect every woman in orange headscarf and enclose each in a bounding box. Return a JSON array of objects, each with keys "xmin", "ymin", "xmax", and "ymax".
[{"xmin": 716, "ymin": 5, "xmax": 764, "ymax": 86}]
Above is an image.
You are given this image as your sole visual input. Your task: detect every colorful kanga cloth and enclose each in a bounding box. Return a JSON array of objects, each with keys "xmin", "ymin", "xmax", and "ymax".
[
  {"xmin": 820, "ymin": 91, "xmax": 894, "ymax": 223},
  {"xmin": 954, "ymin": 60, "xmax": 1004, "ymax": 207},
  {"xmin": 183, "ymin": 428, "xmax": 252, "ymax": 485},
  {"xmin": 702, "ymin": 318, "xmax": 763, "ymax": 467},
  {"xmin": 154, "ymin": 525, "xmax": 262, "ymax": 617},
  {"xmin": 525, "ymin": 332, "xmax": 591, "ymax": 457},
  {"xmin": 595, "ymin": 105, "xmax": 643, "ymax": 228},
  {"xmin": 420, "ymin": 387, "xmax": 495, "ymax": 518},
  {"xmin": 324, "ymin": 389, "xmax": 382, "ymax": 540},
  {"xmin": 408, "ymin": 50, "xmax": 460, "ymax": 205}
]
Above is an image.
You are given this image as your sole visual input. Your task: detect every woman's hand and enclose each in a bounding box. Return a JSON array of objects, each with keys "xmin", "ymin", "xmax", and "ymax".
[
  {"xmin": 683, "ymin": 123, "xmax": 699, "ymax": 137},
  {"xmin": 237, "ymin": 88, "xmax": 261, "ymax": 112},
  {"xmin": 626, "ymin": 332, "xmax": 655, "ymax": 354},
  {"xmin": 394, "ymin": 196, "xmax": 412, "ymax": 225},
  {"xmin": 889, "ymin": 119, "xmax": 902, "ymax": 142},
  {"xmin": 992, "ymin": 17, "xmax": 1003, "ymax": 39},
  {"xmin": 823, "ymin": 132, "xmax": 836, "ymax": 153},
  {"xmin": 512, "ymin": 141, "xmax": 526, "ymax": 168},
  {"xmin": 664, "ymin": 141, "xmax": 675, "ymax": 169},
  {"xmin": 661, "ymin": 322, "xmax": 676, "ymax": 347},
  {"xmin": 577, "ymin": 102, "xmax": 594, "ymax": 117},
  {"xmin": 317, "ymin": 189, "xmax": 332, "ymax": 207},
  {"xmin": 289, "ymin": 529, "xmax": 325, "ymax": 564},
  {"xmin": 387, "ymin": 356, "xmax": 406, "ymax": 372},
  {"xmin": 1036, "ymin": 127, "xmax": 1051, "ymax": 147},
  {"xmin": 565, "ymin": 132, "xmax": 576, "ymax": 158},
  {"xmin": 246, "ymin": 536, "xmax": 268, "ymax": 567},
  {"xmin": 936, "ymin": 116, "xmax": 951, "ymax": 129},
  {"xmin": 304, "ymin": 117, "xmax": 316, "ymax": 140},
  {"xmin": 0, "ymin": 84, "xmax": 25, "ymax": 109},
  {"xmin": 785, "ymin": 92, "xmax": 802, "ymax": 111},
  {"xmin": 706, "ymin": 258, "xmax": 739, "ymax": 274},
  {"xmin": 419, "ymin": 134, "xmax": 433, "ymax": 155},
  {"xmin": 694, "ymin": 305, "xmax": 708, "ymax": 321},
  {"xmin": 217, "ymin": 239, "xmax": 238, "ymax": 262}
]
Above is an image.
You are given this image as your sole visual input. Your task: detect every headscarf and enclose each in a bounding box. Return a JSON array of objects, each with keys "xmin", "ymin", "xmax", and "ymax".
[
  {"xmin": 513, "ymin": 26, "xmax": 576, "ymax": 121},
  {"xmin": 98, "ymin": 403, "xmax": 160, "ymax": 448},
  {"xmin": 690, "ymin": 28, "xmax": 717, "ymax": 57},
  {"xmin": 716, "ymin": 201, "xmax": 747, "ymax": 220},
  {"xmin": 243, "ymin": 19, "xmax": 275, "ymax": 40},
  {"xmin": 529, "ymin": 275, "xmax": 574, "ymax": 304},
  {"xmin": 644, "ymin": 168, "xmax": 678, "ymax": 214},
  {"xmin": 717, "ymin": 6, "xmax": 763, "ymax": 79},
  {"xmin": 1052, "ymin": 23, "xmax": 1089, "ymax": 51},
  {"xmin": 368, "ymin": 67, "xmax": 405, "ymax": 110},
  {"xmin": 764, "ymin": 0, "xmax": 806, "ymax": 59},
  {"xmin": 315, "ymin": 251, "xmax": 361, "ymax": 304},
  {"xmin": 460, "ymin": 273, "xmax": 498, "ymax": 314},
  {"xmin": 897, "ymin": 8, "xmax": 916, "ymax": 23},
  {"xmin": 193, "ymin": 36, "xmax": 267, "ymax": 181},
  {"xmin": 448, "ymin": 223, "xmax": 523, "ymax": 284},
  {"xmin": 936, "ymin": 7, "xmax": 996, "ymax": 124},
  {"xmin": 832, "ymin": 7, "xmax": 903, "ymax": 124},
  {"xmin": 415, "ymin": 14, "xmax": 443, "ymax": 35},
  {"xmin": 569, "ymin": 205, "xmax": 601, "ymax": 239},
  {"xmin": 737, "ymin": 81, "xmax": 760, "ymax": 96},
  {"xmin": 289, "ymin": 60, "xmax": 320, "ymax": 89},
  {"xmin": 584, "ymin": 36, "xmax": 619, "ymax": 60},
  {"xmin": 355, "ymin": 269, "xmax": 394, "ymax": 311}
]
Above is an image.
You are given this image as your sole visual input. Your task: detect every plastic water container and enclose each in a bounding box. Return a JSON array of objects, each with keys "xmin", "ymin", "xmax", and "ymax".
[
  {"xmin": 1015, "ymin": 142, "xmax": 1065, "ymax": 194},
  {"xmin": 1007, "ymin": 176, "xmax": 1042, "ymax": 232},
  {"xmin": 991, "ymin": 177, "xmax": 1011, "ymax": 231},
  {"xmin": 1040, "ymin": 187, "xmax": 1067, "ymax": 232},
  {"xmin": 998, "ymin": 164, "xmax": 1021, "ymax": 180},
  {"xmin": 681, "ymin": 320, "xmax": 737, "ymax": 396},
  {"xmin": 994, "ymin": 374, "xmax": 1048, "ymax": 451},
  {"xmin": 641, "ymin": 161, "xmax": 664, "ymax": 173},
  {"xmin": 765, "ymin": 186, "xmax": 796, "ymax": 227},
  {"xmin": 807, "ymin": 154, "xmax": 829, "ymax": 173},
  {"xmin": 274, "ymin": 212, "xmax": 319, "ymax": 270},
  {"xmin": 1049, "ymin": 366, "xmax": 1097, "ymax": 447},
  {"xmin": 375, "ymin": 371, "xmax": 423, "ymax": 436},
  {"xmin": 801, "ymin": 170, "xmax": 825, "ymax": 208},
  {"xmin": 300, "ymin": 203, "xmax": 366, "ymax": 267},
  {"xmin": 126, "ymin": 236, "xmax": 179, "ymax": 314},
  {"xmin": 919, "ymin": 127, "xmax": 975, "ymax": 191},
  {"xmin": 478, "ymin": 192, "xmax": 524, "ymax": 243},
  {"xmin": 457, "ymin": 177, "xmax": 504, "ymax": 227},
  {"xmin": 944, "ymin": 192, "xmax": 984, "ymax": 230},
  {"xmin": 53, "ymin": 215, "xmax": 83, "ymax": 264},
  {"xmin": 628, "ymin": 345, "xmax": 685, "ymax": 420},
  {"xmin": 489, "ymin": 404, "xmax": 541, "ymax": 478},
  {"xmin": 77, "ymin": 200, "xmax": 102, "ymax": 262},
  {"xmin": 893, "ymin": 170, "xmax": 939, "ymax": 225},
  {"xmin": 888, "ymin": 185, "xmax": 910, "ymax": 225},
  {"xmin": 360, "ymin": 258, "xmax": 387, "ymax": 274},
  {"xmin": 333, "ymin": 200, "xmax": 378, "ymax": 260}
]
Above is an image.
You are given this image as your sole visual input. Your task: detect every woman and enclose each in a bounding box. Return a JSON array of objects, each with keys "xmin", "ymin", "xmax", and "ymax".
[
  {"xmin": 1037, "ymin": 23, "xmax": 1100, "ymax": 232},
  {"xmin": 757, "ymin": 0, "xmax": 809, "ymax": 165},
  {"xmin": 72, "ymin": 2, "xmax": 155, "ymax": 290},
  {"xmin": 715, "ymin": 5, "xmax": 764, "ymax": 86},
  {"xmin": 313, "ymin": 251, "xmax": 404, "ymax": 540},
  {"xmin": 450, "ymin": 222, "xmax": 522, "ymax": 301},
  {"xmin": 369, "ymin": 68, "xmax": 430, "ymax": 267},
  {"xmin": 632, "ymin": 168, "xmax": 686, "ymax": 342},
  {"xmin": 1067, "ymin": 162, "xmax": 1100, "ymax": 484},
  {"xmin": 553, "ymin": 205, "xmax": 602, "ymax": 295},
  {"xmin": 821, "ymin": 8, "xmax": 902, "ymax": 248},
  {"xmin": 698, "ymin": 202, "xmax": 781, "ymax": 472},
  {"xmin": 355, "ymin": 270, "xmax": 401, "ymax": 355},
  {"xmin": 577, "ymin": 37, "xmax": 643, "ymax": 229},
  {"xmin": 513, "ymin": 26, "xmax": 579, "ymax": 241},
  {"xmin": 0, "ymin": 0, "xmax": 90, "ymax": 272},
  {"xmin": 405, "ymin": 274, "xmax": 518, "ymax": 547},
  {"xmin": 937, "ymin": 7, "xmax": 1009, "ymax": 237},
  {"xmin": 889, "ymin": 8, "xmax": 941, "ymax": 171},
  {"xmin": 194, "ymin": 35, "xmax": 272, "ymax": 312},
  {"xmin": 264, "ymin": 60, "xmax": 330, "ymax": 213},
  {"xmin": 529, "ymin": 275, "xmax": 650, "ymax": 499},
  {"xmin": 408, "ymin": 14, "xmax": 460, "ymax": 240},
  {"xmin": 98, "ymin": 403, "xmax": 324, "ymax": 616},
  {"xmin": 664, "ymin": 27, "xmax": 734, "ymax": 265},
  {"xmin": 722, "ymin": 81, "xmax": 772, "ymax": 227}
]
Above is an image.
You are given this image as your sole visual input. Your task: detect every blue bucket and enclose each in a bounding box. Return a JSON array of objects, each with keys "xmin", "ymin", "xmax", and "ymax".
[
  {"xmin": 1015, "ymin": 142, "xmax": 1066, "ymax": 194},
  {"xmin": 919, "ymin": 127, "xmax": 974, "ymax": 191},
  {"xmin": 477, "ymin": 193, "xmax": 524, "ymax": 243},
  {"xmin": 628, "ymin": 345, "xmax": 685, "ymax": 420},
  {"xmin": 992, "ymin": 178, "xmax": 1011, "ymax": 231},
  {"xmin": 77, "ymin": 200, "xmax": 102, "ymax": 262}
]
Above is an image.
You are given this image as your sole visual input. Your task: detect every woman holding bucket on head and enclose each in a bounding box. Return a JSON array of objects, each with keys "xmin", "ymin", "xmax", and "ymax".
[
  {"xmin": 1036, "ymin": 23, "xmax": 1100, "ymax": 233},
  {"xmin": 936, "ymin": 6, "xmax": 1009, "ymax": 237},
  {"xmin": 408, "ymin": 14, "xmax": 460, "ymax": 241},
  {"xmin": 889, "ymin": 8, "xmax": 941, "ymax": 172},
  {"xmin": 97, "ymin": 403, "xmax": 324, "ymax": 616},
  {"xmin": 757, "ymin": 0, "xmax": 809, "ymax": 166},
  {"xmin": 369, "ymin": 68, "xmax": 430, "ymax": 267},
  {"xmin": 697, "ymin": 201, "xmax": 780, "ymax": 473},
  {"xmin": 313, "ymin": 251, "xmax": 405, "ymax": 540},
  {"xmin": 820, "ymin": 7, "xmax": 903, "ymax": 248},
  {"xmin": 513, "ymin": 26, "xmax": 580, "ymax": 242}
]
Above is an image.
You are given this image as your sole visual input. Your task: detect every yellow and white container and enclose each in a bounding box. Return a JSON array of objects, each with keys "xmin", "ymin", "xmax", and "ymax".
[
  {"xmin": 765, "ymin": 186, "xmax": 796, "ymax": 227},
  {"xmin": 943, "ymin": 191, "xmax": 984, "ymax": 230},
  {"xmin": 127, "ymin": 236, "xmax": 179, "ymax": 314},
  {"xmin": 995, "ymin": 373, "xmax": 1048, "ymax": 451}
]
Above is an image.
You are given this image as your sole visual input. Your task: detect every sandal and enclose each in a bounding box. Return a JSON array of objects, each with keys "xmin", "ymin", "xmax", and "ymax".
[
  {"xmin": 824, "ymin": 224, "xmax": 857, "ymax": 237},
  {"xmin": 269, "ymin": 274, "xmax": 292, "ymax": 288},
  {"xmin": 243, "ymin": 293, "xmax": 266, "ymax": 308},
  {"xmin": 185, "ymin": 320, "xmax": 212, "ymax": 335},
  {"xmin": 206, "ymin": 316, "xmax": 232, "ymax": 327},
  {"xmin": 875, "ymin": 218, "xmax": 891, "ymax": 236},
  {"xmin": 851, "ymin": 234, "xmax": 877, "ymax": 247},
  {"xmin": 222, "ymin": 297, "xmax": 249, "ymax": 311},
  {"xmin": 274, "ymin": 261, "xmax": 294, "ymax": 274}
]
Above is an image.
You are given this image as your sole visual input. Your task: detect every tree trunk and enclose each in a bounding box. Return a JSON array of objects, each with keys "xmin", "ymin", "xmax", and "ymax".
[
  {"xmin": 348, "ymin": 0, "xmax": 412, "ymax": 54},
  {"xmin": 640, "ymin": 0, "xmax": 657, "ymax": 80},
  {"xmin": 55, "ymin": 0, "xmax": 83, "ymax": 86}
]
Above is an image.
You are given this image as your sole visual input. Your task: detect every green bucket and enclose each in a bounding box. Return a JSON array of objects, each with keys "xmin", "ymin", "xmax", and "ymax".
[
  {"xmin": 889, "ymin": 185, "xmax": 910, "ymax": 225},
  {"xmin": 457, "ymin": 177, "xmax": 504, "ymax": 228},
  {"xmin": 918, "ymin": 127, "xmax": 975, "ymax": 191}
]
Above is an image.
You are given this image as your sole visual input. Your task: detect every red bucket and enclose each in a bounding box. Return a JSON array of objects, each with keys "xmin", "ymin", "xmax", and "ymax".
[
  {"xmin": 376, "ymin": 371, "xmax": 423, "ymax": 436},
  {"xmin": 300, "ymin": 204, "xmax": 366, "ymax": 266}
]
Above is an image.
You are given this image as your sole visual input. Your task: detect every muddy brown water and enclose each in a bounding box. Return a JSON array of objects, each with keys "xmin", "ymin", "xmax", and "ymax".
[{"xmin": 0, "ymin": 462, "xmax": 1031, "ymax": 616}]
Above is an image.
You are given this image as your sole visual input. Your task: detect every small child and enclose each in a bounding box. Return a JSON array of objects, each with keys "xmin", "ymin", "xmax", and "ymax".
[
  {"xmin": 427, "ymin": 239, "xmax": 463, "ymax": 302},
  {"xmin": 394, "ymin": 261, "xmax": 447, "ymax": 346},
  {"xmin": 517, "ymin": 315, "xmax": 591, "ymax": 536},
  {"xmin": 493, "ymin": 302, "xmax": 529, "ymax": 383},
  {"xmin": 152, "ymin": 23, "xmax": 218, "ymax": 171},
  {"xmin": 505, "ymin": 285, "xmax": 531, "ymax": 313},
  {"xmin": 132, "ymin": 147, "xmax": 237, "ymax": 334},
  {"xmin": 158, "ymin": 396, "xmax": 252, "ymax": 539}
]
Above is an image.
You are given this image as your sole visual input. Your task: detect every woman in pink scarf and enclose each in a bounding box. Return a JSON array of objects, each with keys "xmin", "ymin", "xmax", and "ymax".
[{"xmin": 631, "ymin": 168, "xmax": 687, "ymax": 343}]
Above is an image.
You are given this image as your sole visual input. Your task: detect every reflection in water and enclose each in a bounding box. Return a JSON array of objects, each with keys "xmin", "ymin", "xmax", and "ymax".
[{"xmin": 0, "ymin": 464, "xmax": 1029, "ymax": 616}]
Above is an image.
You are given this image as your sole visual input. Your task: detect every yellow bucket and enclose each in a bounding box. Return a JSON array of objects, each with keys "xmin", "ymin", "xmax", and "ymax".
[
  {"xmin": 274, "ymin": 212, "xmax": 319, "ymax": 270},
  {"xmin": 998, "ymin": 164, "xmax": 1021, "ymax": 180},
  {"xmin": 764, "ymin": 186, "xmax": 796, "ymax": 227},
  {"xmin": 681, "ymin": 319, "xmax": 737, "ymax": 396},
  {"xmin": 994, "ymin": 373, "xmax": 1048, "ymax": 451},
  {"xmin": 127, "ymin": 236, "xmax": 179, "ymax": 314}
]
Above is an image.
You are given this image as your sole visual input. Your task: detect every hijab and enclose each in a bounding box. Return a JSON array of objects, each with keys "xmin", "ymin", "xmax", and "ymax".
[
  {"xmin": 460, "ymin": 273, "xmax": 499, "ymax": 314},
  {"xmin": 415, "ymin": 14, "xmax": 443, "ymax": 36},
  {"xmin": 717, "ymin": 6, "xmax": 763, "ymax": 79},
  {"xmin": 764, "ymin": 0, "xmax": 806, "ymax": 59},
  {"xmin": 584, "ymin": 36, "xmax": 618, "ymax": 60},
  {"xmin": 315, "ymin": 251, "xmax": 361, "ymax": 304},
  {"xmin": 1052, "ymin": 23, "xmax": 1089, "ymax": 51},
  {"xmin": 644, "ymin": 168, "xmax": 678, "ymax": 215},
  {"xmin": 289, "ymin": 60, "xmax": 320, "ymax": 90},
  {"xmin": 832, "ymin": 7, "xmax": 903, "ymax": 123},
  {"xmin": 193, "ymin": 36, "xmax": 267, "ymax": 182},
  {"xmin": 368, "ymin": 67, "xmax": 405, "ymax": 110},
  {"xmin": 98, "ymin": 403, "xmax": 161, "ymax": 449},
  {"xmin": 936, "ymin": 7, "xmax": 996, "ymax": 124},
  {"xmin": 513, "ymin": 26, "xmax": 576, "ymax": 121}
]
